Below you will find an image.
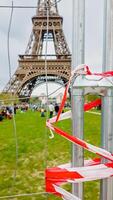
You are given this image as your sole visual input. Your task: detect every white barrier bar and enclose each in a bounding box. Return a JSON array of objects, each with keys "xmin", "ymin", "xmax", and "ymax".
[
  {"xmin": 101, "ymin": 0, "xmax": 113, "ymax": 199},
  {"xmin": 72, "ymin": 0, "xmax": 85, "ymax": 198}
]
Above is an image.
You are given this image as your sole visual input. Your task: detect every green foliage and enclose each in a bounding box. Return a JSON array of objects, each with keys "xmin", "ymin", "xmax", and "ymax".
[
  {"xmin": 29, "ymin": 97, "xmax": 41, "ymax": 105},
  {"xmin": 0, "ymin": 92, "xmax": 19, "ymax": 105},
  {"xmin": 0, "ymin": 109, "xmax": 101, "ymax": 199}
]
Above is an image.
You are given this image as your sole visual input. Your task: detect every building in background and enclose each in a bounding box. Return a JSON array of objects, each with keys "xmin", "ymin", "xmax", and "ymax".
[
  {"xmin": 56, "ymin": 93, "xmax": 63, "ymax": 104},
  {"xmin": 39, "ymin": 93, "xmax": 47, "ymax": 106}
]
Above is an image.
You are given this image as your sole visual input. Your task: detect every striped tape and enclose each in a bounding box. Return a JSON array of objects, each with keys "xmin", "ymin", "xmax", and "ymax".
[{"xmin": 45, "ymin": 66, "xmax": 113, "ymax": 199}]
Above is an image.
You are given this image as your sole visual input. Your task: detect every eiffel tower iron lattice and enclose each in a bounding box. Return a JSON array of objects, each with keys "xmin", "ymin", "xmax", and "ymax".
[{"xmin": 3, "ymin": 0, "xmax": 71, "ymax": 97}]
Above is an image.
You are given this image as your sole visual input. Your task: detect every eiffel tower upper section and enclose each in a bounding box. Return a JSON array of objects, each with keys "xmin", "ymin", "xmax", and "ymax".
[
  {"xmin": 3, "ymin": 0, "xmax": 71, "ymax": 97},
  {"xmin": 25, "ymin": 0, "xmax": 71, "ymax": 57}
]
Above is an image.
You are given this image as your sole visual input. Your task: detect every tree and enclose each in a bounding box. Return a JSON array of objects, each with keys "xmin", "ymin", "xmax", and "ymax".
[{"xmin": 0, "ymin": 92, "xmax": 19, "ymax": 105}]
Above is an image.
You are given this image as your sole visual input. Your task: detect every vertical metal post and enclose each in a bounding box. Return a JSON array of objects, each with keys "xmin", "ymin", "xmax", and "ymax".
[
  {"xmin": 101, "ymin": 0, "xmax": 113, "ymax": 199},
  {"xmin": 71, "ymin": 0, "xmax": 85, "ymax": 199}
]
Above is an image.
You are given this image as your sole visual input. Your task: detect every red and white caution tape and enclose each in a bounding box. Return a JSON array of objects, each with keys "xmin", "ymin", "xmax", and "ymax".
[
  {"xmin": 49, "ymin": 98, "xmax": 101, "ymax": 124},
  {"xmin": 46, "ymin": 123, "xmax": 113, "ymax": 162},
  {"xmin": 45, "ymin": 65, "xmax": 113, "ymax": 199},
  {"xmin": 45, "ymin": 161, "xmax": 113, "ymax": 199}
]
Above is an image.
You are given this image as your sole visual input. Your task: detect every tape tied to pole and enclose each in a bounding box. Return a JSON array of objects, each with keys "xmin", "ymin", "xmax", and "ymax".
[{"xmin": 45, "ymin": 65, "xmax": 113, "ymax": 199}]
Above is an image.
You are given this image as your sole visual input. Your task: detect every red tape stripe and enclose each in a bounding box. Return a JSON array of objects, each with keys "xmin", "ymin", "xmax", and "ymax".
[
  {"xmin": 84, "ymin": 99, "xmax": 101, "ymax": 111},
  {"xmin": 56, "ymin": 84, "xmax": 69, "ymax": 122}
]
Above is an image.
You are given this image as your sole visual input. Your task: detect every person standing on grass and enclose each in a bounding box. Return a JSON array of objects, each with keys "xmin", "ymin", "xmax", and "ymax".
[
  {"xmin": 0, "ymin": 113, "xmax": 3, "ymax": 122},
  {"xmin": 6, "ymin": 107, "xmax": 12, "ymax": 119},
  {"xmin": 14, "ymin": 103, "xmax": 17, "ymax": 114},
  {"xmin": 54, "ymin": 103, "xmax": 59, "ymax": 115},
  {"xmin": 48, "ymin": 102, "xmax": 54, "ymax": 118},
  {"xmin": 41, "ymin": 108, "xmax": 45, "ymax": 117}
]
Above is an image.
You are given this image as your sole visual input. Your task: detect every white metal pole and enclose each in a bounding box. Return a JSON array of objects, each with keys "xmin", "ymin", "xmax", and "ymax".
[
  {"xmin": 101, "ymin": 0, "xmax": 113, "ymax": 199},
  {"xmin": 72, "ymin": 0, "xmax": 85, "ymax": 199}
]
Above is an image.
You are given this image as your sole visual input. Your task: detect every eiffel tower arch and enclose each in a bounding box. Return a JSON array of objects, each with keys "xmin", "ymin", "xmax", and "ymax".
[{"xmin": 3, "ymin": 0, "xmax": 71, "ymax": 97}]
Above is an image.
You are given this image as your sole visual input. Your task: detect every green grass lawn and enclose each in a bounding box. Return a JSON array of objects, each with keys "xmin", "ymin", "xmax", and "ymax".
[{"xmin": 0, "ymin": 109, "xmax": 101, "ymax": 199}]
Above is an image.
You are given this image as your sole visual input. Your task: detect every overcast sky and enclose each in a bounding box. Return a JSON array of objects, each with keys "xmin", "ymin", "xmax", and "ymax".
[{"xmin": 0, "ymin": 0, "xmax": 103, "ymax": 96}]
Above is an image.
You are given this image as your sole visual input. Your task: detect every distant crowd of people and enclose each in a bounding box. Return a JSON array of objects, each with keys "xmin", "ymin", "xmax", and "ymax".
[
  {"xmin": 0, "ymin": 103, "xmax": 29, "ymax": 122},
  {"xmin": 41, "ymin": 103, "xmax": 60, "ymax": 118},
  {"xmin": 0, "ymin": 103, "xmax": 19, "ymax": 122},
  {"xmin": 0, "ymin": 102, "xmax": 60, "ymax": 122}
]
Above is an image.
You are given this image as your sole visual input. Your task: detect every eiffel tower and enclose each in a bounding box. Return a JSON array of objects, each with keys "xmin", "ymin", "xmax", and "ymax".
[{"xmin": 3, "ymin": 0, "xmax": 71, "ymax": 97}]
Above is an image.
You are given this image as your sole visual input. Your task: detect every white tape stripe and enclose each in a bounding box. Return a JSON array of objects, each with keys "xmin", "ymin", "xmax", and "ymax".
[
  {"xmin": 49, "ymin": 110, "xmax": 101, "ymax": 124},
  {"xmin": 66, "ymin": 165, "xmax": 113, "ymax": 183},
  {"xmin": 58, "ymin": 159, "xmax": 101, "ymax": 170},
  {"xmin": 66, "ymin": 163, "xmax": 105, "ymax": 172},
  {"xmin": 68, "ymin": 174, "xmax": 111, "ymax": 183},
  {"xmin": 68, "ymin": 172, "xmax": 113, "ymax": 183},
  {"xmin": 87, "ymin": 143, "xmax": 113, "ymax": 161},
  {"xmin": 58, "ymin": 160, "xmax": 100, "ymax": 169},
  {"xmin": 46, "ymin": 121, "xmax": 55, "ymax": 131},
  {"xmin": 53, "ymin": 185, "xmax": 81, "ymax": 200},
  {"xmin": 49, "ymin": 110, "xmax": 71, "ymax": 123}
]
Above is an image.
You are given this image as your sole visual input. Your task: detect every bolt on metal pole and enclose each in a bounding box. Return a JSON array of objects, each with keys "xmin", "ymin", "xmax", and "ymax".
[
  {"xmin": 71, "ymin": 0, "xmax": 85, "ymax": 199},
  {"xmin": 101, "ymin": 0, "xmax": 113, "ymax": 199}
]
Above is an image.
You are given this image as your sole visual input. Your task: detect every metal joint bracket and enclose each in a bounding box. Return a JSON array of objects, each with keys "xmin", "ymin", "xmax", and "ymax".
[{"xmin": 73, "ymin": 75, "xmax": 113, "ymax": 96}]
